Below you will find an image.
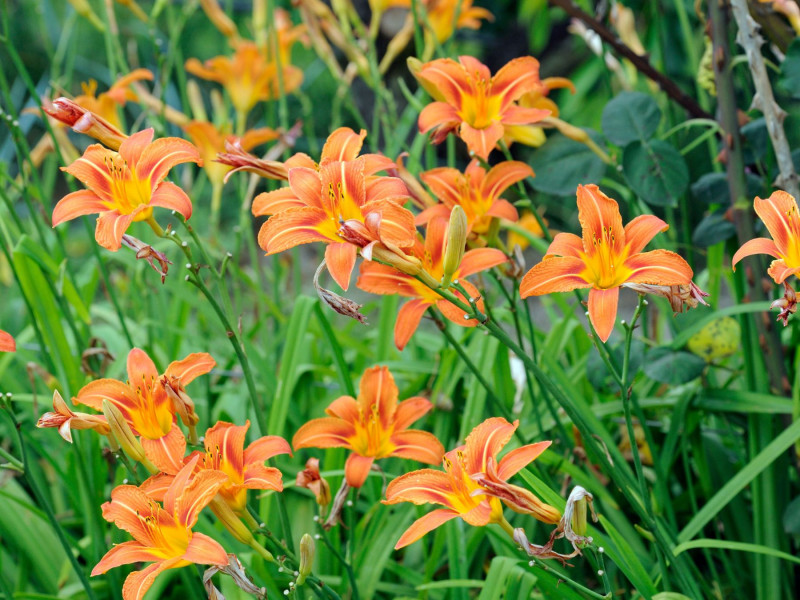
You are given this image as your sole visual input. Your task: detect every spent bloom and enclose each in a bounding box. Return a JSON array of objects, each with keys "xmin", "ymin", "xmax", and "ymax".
[
  {"xmin": 520, "ymin": 184, "xmax": 693, "ymax": 342},
  {"xmin": 417, "ymin": 159, "xmax": 533, "ymax": 234},
  {"xmin": 411, "ymin": 55, "xmax": 550, "ymax": 160},
  {"xmin": 74, "ymin": 348, "xmax": 214, "ymax": 469},
  {"xmin": 357, "ymin": 217, "xmax": 507, "ymax": 349},
  {"xmin": 732, "ymin": 191, "xmax": 800, "ymax": 284},
  {"xmin": 293, "ymin": 366, "xmax": 445, "ymax": 487},
  {"xmin": 384, "ymin": 417, "xmax": 560, "ymax": 549},
  {"xmin": 92, "ymin": 456, "xmax": 228, "ymax": 600},
  {"xmin": 37, "ymin": 390, "xmax": 110, "ymax": 442},
  {"xmin": 52, "ymin": 128, "xmax": 201, "ymax": 251},
  {"xmin": 297, "ymin": 457, "xmax": 332, "ymax": 507}
]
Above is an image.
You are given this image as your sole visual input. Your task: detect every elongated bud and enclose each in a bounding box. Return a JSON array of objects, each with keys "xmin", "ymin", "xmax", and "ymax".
[
  {"xmin": 102, "ymin": 400, "xmax": 146, "ymax": 463},
  {"xmin": 442, "ymin": 206, "xmax": 467, "ymax": 288},
  {"xmin": 407, "ymin": 57, "xmax": 445, "ymax": 102},
  {"xmin": 562, "ymin": 486, "xmax": 597, "ymax": 550},
  {"xmin": 186, "ymin": 80, "xmax": 208, "ymax": 122},
  {"xmin": 66, "ymin": 0, "xmax": 106, "ymax": 31},
  {"xmin": 210, "ymin": 497, "xmax": 275, "ymax": 562},
  {"xmin": 200, "ymin": 0, "xmax": 238, "ymax": 38},
  {"xmin": 43, "ymin": 98, "xmax": 128, "ymax": 150},
  {"xmin": 297, "ymin": 533, "xmax": 315, "ymax": 585}
]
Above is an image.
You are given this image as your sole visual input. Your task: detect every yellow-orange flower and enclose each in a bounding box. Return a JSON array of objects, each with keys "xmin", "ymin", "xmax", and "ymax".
[
  {"xmin": 74, "ymin": 348, "xmax": 214, "ymax": 470},
  {"xmin": 413, "ymin": 55, "xmax": 550, "ymax": 160},
  {"xmin": 417, "ymin": 159, "xmax": 533, "ymax": 234},
  {"xmin": 520, "ymin": 185, "xmax": 693, "ymax": 342},
  {"xmin": 732, "ymin": 191, "xmax": 800, "ymax": 284},
  {"xmin": 504, "ymin": 76, "xmax": 575, "ymax": 148},
  {"xmin": 73, "ymin": 69, "xmax": 154, "ymax": 130},
  {"xmin": 422, "ymin": 0, "xmax": 493, "ymax": 43},
  {"xmin": 0, "ymin": 330, "xmax": 14, "ymax": 352},
  {"xmin": 255, "ymin": 128, "xmax": 415, "ymax": 290},
  {"xmin": 357, "ymin": 217, "xmax": 507, "ymax": 349},
  {"xmin": 92, "ymin": 456, "xmax": 228, "ymax": 600},
  {"xmin": 37, "ymin": 391, "xmax": 110, "ymax": 442},
  {"xmin": 183, "ymin": 121, "xmax": 279, "ymax": 186},
  {"xmin": 293, "ymin": 366, "xmax": 444, "ymax": 488},
  {"xmin": 385, "ymin": 417, "xmax": 559, "ymax": 549},
  {"xmin": 52, "ymin": 128, "xmax": 201, "ymax": 251}
]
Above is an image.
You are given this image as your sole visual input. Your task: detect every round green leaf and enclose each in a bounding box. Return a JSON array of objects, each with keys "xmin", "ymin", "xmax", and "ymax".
[
  {"xmin": 601, "ymin": 91, "xmax": 662, "ymax": 146},
  {"xmin": 643, "ymin": 348, "xmax": 706, "ymax": 384},
  {"xmin": 692, "ymin": 211, "xmax": 737, "ymax": 247},
  {"xmin": 622, "ymin": 140, "xmax": 689, "ymax": 207},
  {"xmin": 529, "ymin": 133, "xmax": 607, "ymax": 196}
]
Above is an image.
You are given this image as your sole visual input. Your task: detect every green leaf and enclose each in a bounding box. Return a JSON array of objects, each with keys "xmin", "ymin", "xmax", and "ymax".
[
  {"xmin": 692, "ymin": 211, "xmax": 737, "ymax": 247},
  {"xmin": 622, "ymin": 140, "xmax": 689, "ymax": 207},
  {"xmin": 528, "ymin": 133, "xmax": 607, "ymax": 196},
  {"xmin": 601, "ymin": 91, "xmax": 661, "ymax": 145},
  {"xmin": 678, "ymin": 416, "xmax": 800, "ymax": 542},
  {"xmin": 779, "ymin": 38, "xmax": 800, "ymax": 98},
  {"xmin": 653, "ymin": 594, "xmax": 694, "ymax": 600},
  {"xmin": 783, "ymin": 495, "xmax": 800, "ymax": 534},
  {"xmin": 673, "ymin": 539, "xmax": 800, "ymax": 565},
  {"xmin": 643, "ymin": 348, "xmax": 705, "ymax": 384},
  {"xmin": 741, "ymin": 118, "xmax": 768, "ymax": 163},
  {"xmin": 690, "ymin": 172, "xmax": 763, "ymax": 205}
]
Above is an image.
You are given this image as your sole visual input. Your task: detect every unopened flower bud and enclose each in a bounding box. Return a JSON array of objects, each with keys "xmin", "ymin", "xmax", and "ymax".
[
  {"xmin": 407, "ymin": 57, "xmax": 445, "ymax": 102},
  {"xmin": 296, "ymin": 533, "xmax": 315, "ymax": 585},
  {"xmin": 199, "ymin": 0, "xmax": 239, "ymax": 38},
  {"xmin": 210, "ymin": 497, "xmax": 275, "ymax": 562},
  {"xmin": 102, "ymin": 400, "xmax": 147, "ymax": 464},
  {"xmin": 442, "ymin": 206, "xmax": 467, "ymax": 288},
  {"xmin": 43, "ymin": 98, "xmax": 128, "ymax": 150},
  {"xmin": 562, "ymin": 486, "xmax": 597, "ymax": 550}
]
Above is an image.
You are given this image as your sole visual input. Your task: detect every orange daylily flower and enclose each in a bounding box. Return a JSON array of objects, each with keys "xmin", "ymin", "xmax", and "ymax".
[
  {"xmin": 504, "ymin": 76, "xmax": 576, "ymax": 148},
  {"xmin": 385, "ymin": 417, "xmax": 560, "ymax": 549},
  {"xmin": 732, "ymin": 191, "xmax": 800, "ymax": 284},
  {"xmin": 140, "ymin": 420, "xmax": 291, "ymax": 515},
  {"xmin": 183, "ymin": 121, "xmax": 279, "ymax": 186},
  {"xmin": 73, "ymin": 69, "xmax": 154, "ymax": 130},
  {"xmin": 508, "ymin": 211, "xmax": 546, "ymax": 251},
  {"xmin": 357, "ymin": 217, "xmax": 507, "ymax": 349},
  {"xmin": 52, "ymin": 128, "xmax": 201, "ymax": 251},
  {"xmin": 423, "ymin": 0, "xmax": 493, "ymax": 43},
  {"xmin": 0, "ymin": 330, "xmax": 14, "ymax": 352},
  {"xmin": 255, "ymin": 128, "xmax": 415, "ymax": 290},
  {"xmin": 520, "ymin": 184, "xmax": 693, "ymax": 342},
  {"xmin": 416, "ymin": 159, "xmax": 533, "ymax": 234},
  {"xmin": 74, "ymin": 348, "xmax": 214, "ymax": 470},
  {"xmin": 185, "ymin": 28, "xmax": 304, "ymax": 116},
  {"xmin": 92, "ymin": 456, "xmax": 228, "ymax": 600},
  {"xmin": 412, "ymin": 55, "xmax": 550, "ymax": 160},
  {"xmin": 37, "ymin": 390, "xmax": 110, "ymax": 442},
  {"xmin": 293, "ymin": 366, "xmax": 445, "ymax": 488}
]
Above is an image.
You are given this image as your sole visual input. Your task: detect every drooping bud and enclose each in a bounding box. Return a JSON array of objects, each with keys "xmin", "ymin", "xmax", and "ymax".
[
  {"xmin": 43, "ymin": 98, "xmax": 128, "ymax": 150},
  {"xmin": 296, "ymin": 533, "xmax": 315, "ymax": 585},
  {"xmin": 121, "ymin": 235, "xmax": 172, "ymax": 284},
  {"xmin": 442, "ymin": 206, "xmax": 468, "ymax": 288},
  {"xmin": 102, "ymin": 399, "xmax": 148, "ymax": 466}
]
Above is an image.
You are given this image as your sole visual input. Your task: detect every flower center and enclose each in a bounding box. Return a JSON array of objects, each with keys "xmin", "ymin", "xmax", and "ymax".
[
  {"xmin": 104, "ymin": 155, "xmax": 152, "ymax": 216},
  {"xmin": 458, "ymin": 75, "xmax": 501, "ymax": 130},
  {"xmin": 583, "ymin": 226, "xmax": 631, "ymax": 289},
  {"xmin": 349, "ymin": 403, "xmax": 395, "ymax": 458},
  {"xmin": 128, "ymin": 376, "xmax": 174, "ymax": 440}
]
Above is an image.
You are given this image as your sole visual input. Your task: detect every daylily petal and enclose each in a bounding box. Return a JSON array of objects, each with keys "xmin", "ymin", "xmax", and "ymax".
[
  {"xmin": 545, "ymin": 232, "xmax": 584, "ymax": 258},
  {"xmin": 458, "ymin": 248, "xmax": 507, "ymax": 277},
  {"xmin": 753, "ymin": 191, "xmax": 800, "ymax": 256},
  {"xmin": 287, "ymin": 167, "xmax": 325, "ymax": 209},
  {"xmin": 385, "ymin": 469, "xmax": 457, "ymax": 507},
  {"xmin": 344, "ymin": 453, "xmax": 374, "ymax": 488},
  {"xmin": 768, "ymin": 259, "xmax": 800, "ymax": 284},
  {"xmin": 491, "ymin": 56, "xmax": 541, "ymax": 103},
  {"xmin": 393, "ymin": 397, "xmax": 433, "ymax": 430},
  {"xmin": 394, "ymin": 508, "xmax": 459, "ymax": 549},
  {"xmin": 122, "ymin": 558, "xmax": 183, "ymax": 600},
  {"xmin": 52, "ymin": 190, "xmax": 111, "ymax": 227},
  {"xmin": 321, "ymin": 127, "xmax": 366, "ymax": 163},
  {"xmin": 149, "ymin": 181, "xmax": 193, "ymax": 221},
  {"xmin": 416, "ymin": 58, "xmax": 470, "ymax": 105},
  {"xmin": 483, "ymin": 161, "xmax": 533, "ymax": 200},
  {"xmin": 135, "ymin": 136, "xmax": 202, "ymax": 185},
  {"xmin": 244, "ymin": 434, "xmax": 292, "ymax": 465},
  {"xmin": 205, "ymin": 421, "xmax": 247, "ymax": 477},
  {"xmin": 0, "ymin": 330, "xmax": 15, "ymax": 353},
  {"xmin": 496, "ymin": 441, "xmax": 551, "ymax": 480},
  {"xmin": 414, "ymin": 203, "xmax": 452, "ymax": 226},
  {"xmin": 164, "ymin": 353, "xmax": 216, "ymax": 386},
  {"xmin": 242, "ymin": 464, "xmax": 284, "ymax": 491},
  {"xmin": 395, "ymin": 298, "xmax": 432, "ymax": 350},
  {"xmin": 182, "ymin": 532, "xmax": 228, "ymax": 566},
  {"xmin": 501, "ymin": 105, "xmax": 550, "ymax": 126},
  {"xmin": 360, "ymin": 199, "xmax": 417, "ymax": 248},
  {"xmin": 459, "ymin": 121, "xmax": 504, "ymax": 161},
  {"xmin": 324, "ymin": 395, "xmax": 360, "ymax": 422},
  {"xmin": 419, "ymin": 167, "xmax": 461, "ymax": 208},
  {"xmin": 258, "ymin": 207, "xmax": 337, "ymax": 254},
  {"xmin": 358, "ymin": 366, "xmax": 399, "ymax": 428},
  {"xmin": 92, "ymin": 541, "xmax": 162, "ymax": 575},
  {"xmin": 519, "ymin": 256, "xmax": 591, "ymax": 296},
  {"xmin": 485, "ymin": 199, "xmax": 519, "ymax": 222},
  {"xmin": 624, "ymin": 214, "xmax": 669, "ymax": 255},
  {"xmin": 142, "ymin": 426, "xmax": 186, "ymax": 474},
  {"xmin": 293, "ymin": 417, "xmax": 357, "ymax": 449},
  {"xmin": 62, "ymin": 144, "xmax": 115, "ymax": 201},
  {"xmin": 325, "ymin": 242, "xmax": 358, "ymax": 291},
  {"xmin": 365, "ymin": 175, "xmax": 410, "ymax": 204},
  {"xmin": 390, "ymin": 430, "xmax": 445, "ymax": 464},
  {"xmin": 75, "ymin": 378, "xmax": 140, "ymax": 415},
  {"xmin": 127, "ymin": 348, "xmax": 159, "ymax": 385},
  {"xmin": 139, "ymin": 471, "xmax": 176, "ymax": 502},
  {"xmin": 588, "ymin": 287, "xmax": 619, "ymax": 343},
  {"xmin": 357, "ymin": 262, "xmax": 420, "ymax": 298},
  {"xmin": 252, "ymin": 188, "xmax": 304, "ymax": 216},
  {"xmin": 624, "ymin": 249, "xmax": 693, "ymax": 285},
  {"xmin": 118, "ymin": 129, "xmax": 155, "ymax": 167},
  {"xmin": 464, "ymin": 417, "xmax": 517, "ymax": 474},
  {"xmin": 732, "ymin": 238, "xmax": 782, "ymax": 268},
  {"xmin": 174, "ymin": 469, "xmax": 228, "ymax": 529},
  {"xmin": 95, "ymin": 210, "xmax": 137, "ymax": 251},
  {"xmin": 459, "ymin": 499, "xmax": 493, "ymax": 526},
  {"xmin": 576, "ymin": 184, "xmax": 625, "ymax": 257},
  {"xmin": 321, "ymin": 159, "xmax": 367, "ymax": 210},
  {"xmin": 418, "ymin": 102, "xmax": 460, "ymax": 136},
  {"xmin": 101, "ymin": 485, "xmax": 165, "ymax": 544}
]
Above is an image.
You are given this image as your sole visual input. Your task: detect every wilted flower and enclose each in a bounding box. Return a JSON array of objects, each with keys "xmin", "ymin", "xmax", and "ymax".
[{"xmin": 36, "ymin": 391, "xmax": 110, "ymax": 442}]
